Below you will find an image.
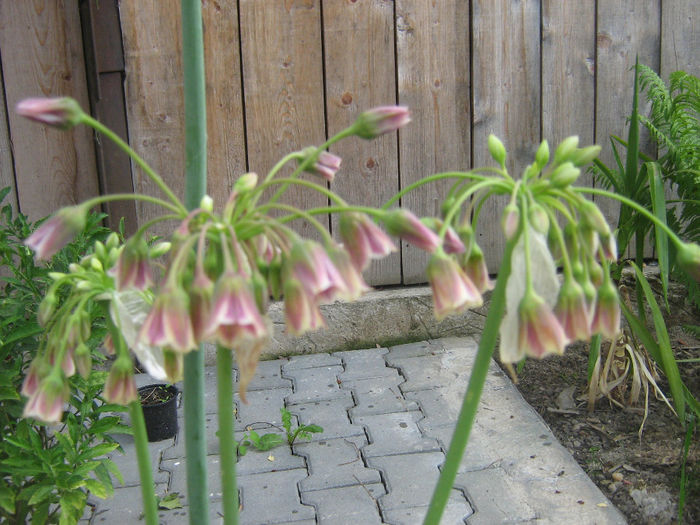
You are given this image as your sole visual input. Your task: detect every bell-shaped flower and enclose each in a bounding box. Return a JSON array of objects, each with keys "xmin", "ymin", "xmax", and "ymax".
[
  {"xmin": 554, "ymin": 277, "xmax": 591, "ymax": 342},
  {"xmin": 383, "ymin": 209, "xmax": 441, "ymax": 252},
  {"xmin": 286, "ymin": 241, "xmax": 348, "ymax": 303},
  {"xmin": 233, "ymin": 323, "xmax": 271, "ymax": 403},
  {"xmin": 104, "ymin": 357, "xmax": 138, "ymax": 406},
  {"xmin": 25, "ymin": 205, "xmax": 87, "ymax": 260},
  {"xmin": 427, "ymin": 251, "xmax": 483, "ymax": 320},
  {"xmin": 339, "ymin": 212, "xmax": 397, "ymax": 271},
  {"xmin": 163, "ymin": 349, "xmax": 184, "ymax": 383},
  {"xmin": 461, "ymin": 244, "xmax": 493, "ymax": 294},
  {"xmin": 189, "ymin": 268, "xmax": 215, "ymax": 342},
  {"xmin": 600, "ymin": 233, "xmax": 617, "ymax": 262},
  {"xmin": 140, "ymin": 286, "xmax": 197, "ymax": 353},
  {"xmin": 74, "ymin": 343, "xmax": 92, "ymax": 379},
  {"xmin": 284, "ymin": 278, "xmax": 326, "ymax": 336},
  {"xmin": 16, "ymin": 97, "xmax": 84, "ymax": 129},
  {"xmin": 307, "ymin": 151, "xmax": 342, "ymax": 182},
  {"xmin": 354, "ymin": 106, "xmax": 411, "ymax": 139},
  {"xmin": 590, "ymin": 279, "xmax": 621, "ymax": 340},
  {"xmin": 112, "ymin": 238, "xmax": 153, "ymax": 291},
  {"xmin": 21, "ymin": 360, "xmax": 48, "ymax": 398},
  {"xmin": 328, "ymin": 246, "xmax": 371, "ymax": 301},
  {"xmin": 23, "ymin": 372, "xmax": 68, "ymax": 424},
  {"xmin": 518, "ymin": 290, "xmax": 569, "ymax": 358},
  {"xmin": 501, "ymin": 204, "xmax": 520, "ymax": 241},
  {"xmin": 210, "ymin": 272, "xmax": 268, "ymax": 348}
]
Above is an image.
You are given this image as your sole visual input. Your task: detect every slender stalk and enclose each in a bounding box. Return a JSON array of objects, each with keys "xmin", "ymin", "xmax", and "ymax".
[
  {"xmin": 81, "ymin": 193, "xmax": 184, "ymax": 216},
  {"xmin": 128, "ymin": 400, "xmax": 159, "ymax": 525},
  {"xmin": 217, "ymin": 346, "xmax": 239, "ymax": 524},
  {"xmin": 423, "ymin": 234, "xmax": 518, "ymax": 524},
  {"xmin": 180, "ymin": 1, "xmax": 209, "ymax": 523}
]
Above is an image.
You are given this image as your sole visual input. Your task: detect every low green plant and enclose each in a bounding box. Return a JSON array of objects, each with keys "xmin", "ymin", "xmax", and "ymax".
[
  {"xmin": 0, "ymin": 194, "xmax": 127, "ymax": 524},
  {"xmin": 281, "ymin": 407, "xmax": 323, "ymax": 445},
  {"xmin": 238, "ymin": 407, "xmax": 323, "ymax": 455}
]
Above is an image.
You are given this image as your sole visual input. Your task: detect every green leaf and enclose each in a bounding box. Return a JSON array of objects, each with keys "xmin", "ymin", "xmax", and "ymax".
[
  {"xmin": 281, "ymin": 407, "xmax": 292, "ymax": 434},
  {"xmin": 84, "ymin": 478, "xmax": 110, "ymax": 500},
  {"xmin": 27, "ymin": 485, "xmax": 55, "ymax": 506},
  {"xmin": 0, "ymin": 484, "xmax": 16, "ymax": 514},
  {"xmin": 300, "ymin": 424, "xmax": 323, "ymax": 434},
  {"xmin": 256, "ymin": 433, "xmax": 285, "ymax": 451},
  {"xmin": 58, "ymin": 490, "xmax": 85, "ymax": 512},
  {"xmin": 646, "ymin": 161, "xmax": 670, "ymax": 308},
  {"xmin": 78, "ymin": 443, "xmax": 120, "ymax": 461},
  {"xmin": 158, "ymin": 492, "xmax": 183, "ymax": 510},
  {"xmin": 101, "ymin": 458, "xmax": 125, "ymax": 486},
  {"xmin": 630, "ymin": 262, "xmax": 686, "ymax": 420},
  {"xmin": 0, "ymin": 322, "xmax": 43, "ymax": 349}
]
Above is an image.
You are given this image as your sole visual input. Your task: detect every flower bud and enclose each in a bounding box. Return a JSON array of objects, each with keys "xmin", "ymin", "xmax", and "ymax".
[
  {"xmin": 580, "ymin": 200, "xmax": 610, "ymax": 237},
  {"xmin": 104, "ymin": 357, "xmax": 137, "ymax": 406},
  {"xmin": 382, "ymin": 209, "xmax": 441, "ymax": 252},
  {"xmin": 25, "ymin": 205, "xmax": 88, "ymax": 260},
  {"xmin": 488, "ymin": 134, "xmax": 506, "ymax": 169},
  {"xmin": 553, "ymin": 136, "xmax": 579, "ymax": 165},
  {"xmin": 234, "ymin": 172, "xmax": 258, "ymax": 194},
  {"xmin": 149, "ymin": 241, "xmax": 171, "ymax": 259},
  {"xmin": 94, "ymin": 241, "xmax": 106, "ymax": 261},
  {"xmin": 549, "ymin": 161, "xmax": 580, "ymax": 188},
  {"xmin": 299, "ymin": 149, "xmax": 342, "ymax": 182},
  {"xmin": 569, "ymin": 145, "xmax": 601, "ymax": 167},
  {"xmin": 501, "ymin": 204, "xmax": 520, "ymax": 240},
  {"xmin": 528, "ymin": 203, "xmax": 549, "ymax": 234},
  {"xmin": 353, "ymin": 106, "xmax": 411, "ymax": 139},
  {"xmin": 16, "ymin": 97, "xmax": 84, "ymax": 129},
  {"xmin": 535, "ymin": 139, "xmax": 549, "ymax": 168},
  {"xmin": 677, "ymin": 242, "xmax": 700, "ymax": 282},
  {"xmin": 38, "ymin": 294, "xmax": 57, "ymax": 327},
  {"xmin": 90, "ymin": 257, "xmax": 104, "ymax": 272},
  {"xmin": 74, "ymin": 343, "xmax": 92, "ymax": 379},
  {"xmin": 106, "ymin": 232, "xmax": 120, "ymax": 251},
  {"xmin": 199, "ymin": 194, "xmax": 214, "ymax": 213}
]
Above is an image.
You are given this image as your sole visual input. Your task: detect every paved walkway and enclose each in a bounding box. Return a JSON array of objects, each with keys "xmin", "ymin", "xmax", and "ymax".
[{"xmin": 89, "ymin": 337, "xmax": 626, "ymax": 524}]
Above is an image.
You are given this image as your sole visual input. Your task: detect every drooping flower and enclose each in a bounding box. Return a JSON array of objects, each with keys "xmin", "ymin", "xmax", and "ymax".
[
  {"xmin": 677, "ymin": 242, "xmax": 700, "ymax": 282},
  {"xmin": 554, "ymin": 277, "xmax": 591, "ymax": 342},
  {"xmin": 21, "ymin": 360, "xmax": 48, "ymax": 398},
  {"xmin": 23, "ymin": 373, "xmax": 68, "ymax": 424},
  {"xmin": 16, "ymin": 97, "xmax": 84, "ymax": 129},
  {"xmin": 163, "ymin": 349, "xmax": 184, "ymax": 383},
  {"xmin": 590, "ymin": 279, "xmax": 621, "ymax": 340},
  {"xmin": 501, "ymin": 204, "xmax": 520, "ymax": 241},
  {"xmin": 284, "ymin": 278, "xmax": 325, "ymax": 336},
  {"xmin": 140, "ymin": 286, "xmax": 197, "ymax": 353},
  {"xmin": 189, "ymin": 268, "xmax": 215, "ymax": 342},
  {"xmin": 353, "ymin": 106, "xmax": 411, "ymax": 139},
  {"xmin": 427, "ymin": 251, "xmax": 483, "ymax": 320},
  {"xmin": 210, "ymin": 272, "xmax": 268, "ymax": 347},
  {"xmin": 74, "ymin": 343, "xmax": 92, "ymax": 379},
  {"xmin": 24, "ymin": 205, "xmax": 87, "ymax": 260},
  {"xmin": 307, "ymin": 151, "xmax": 342, "ymax": 182},
  {"xmin": 328, "ymin": 246, "xmax": 371, "ymax": 301},
  {"xmin": 382, "ymin": 209, "xmax": 441, "ymax": 252},
  {"xmin": 338, "ymin": 212, "xmax": 396, "ymax": 271},
  {"xmin": 103, "ymin": 357, "xmax": 138, "ymax": 406},
  {"xmin": 518, "ymin": 290, "xmax": 569, "ymax": 358},
  {"xmin": 112, "ymin": 237, "xmax": 153, "ymax": 291},
  {"xmin": 461, "ymin": 243, "xmax": 494, "ymax": 294},
  {"xmin": 286, "ymin": 241, "xmax": 348, "ymax": 303}
]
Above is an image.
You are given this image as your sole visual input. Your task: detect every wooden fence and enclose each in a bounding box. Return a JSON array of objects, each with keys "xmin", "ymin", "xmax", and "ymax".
[{"xmin": 0, "ymin": 1, "xmax": 697, "ymax": 286}]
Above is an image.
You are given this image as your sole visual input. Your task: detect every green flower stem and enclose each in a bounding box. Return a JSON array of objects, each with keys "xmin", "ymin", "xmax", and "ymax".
[
  {"xmin": 128, "ymin": 400, "xmax": 159, "ymax": 525},
  {"xmin": 263, "ymin": 204, "xmax": 386, "ymax": 222},
  {"xmin": 82, "ymin": 116, "xmax": 186, "ymax": 214},
  {"xmin": 520, "ymin": 193, "xmax": 534, "ymax": 291},
  {"xmin": 574, "ymin": 187, "xmax": 685, "ymax": 248},
  {"xmin": 423, "ymin": 233, "xmax": 518, "ymax": 524},
  {"xmin": 381, "ymin": 171, "xmax": 497, "ymax": 211},
  {"xmin": 439, "ymin": 179, "xmax": 505, "ymax": 240},
  {"xmin": 134, "ymin": 214, "xmax": 183, "ymax": 240},
  {"xmin": 256, "ymin": 178, "xmax": 349, "ymax": 207},
  {"xmin": 217, "ymin": 346, "xmax": 239, "ymax": 525},
  {"xmin": 261, "ymin": 152, "xmax": 303, "ymax": 184},
  {"xmin": 180, "ymin": 0, "xmax": 209, "ymax": 523},
  {"xmin": 81, "ymin": 193, "xmax": 184, "ymax": 216},
  {"xmin": 259, "ymin": 203, "xmax": 334, "ymax": 245}
]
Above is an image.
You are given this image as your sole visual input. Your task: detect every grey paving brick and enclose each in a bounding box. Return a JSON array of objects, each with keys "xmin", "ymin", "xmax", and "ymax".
[
  {"xmin": 367, "ymin": 452, "xmax": 471, "ymax": 516},
  {"xmin": 236, "ymin": 440, "xmax": 305, "ymax": 476},
  {"xmin": 236, "ymin": 387, "xmax": 293, "ymax": 428},
  {"xmin": 162, "ymin": 414, "xmax": 218, "ymax": 459},
  {"xmin": 284, "ymin": 365, "xmax": 349, "ymax": 404},
  {"xmin": 154, "ymin": 502, "xmax": 223, "ymax": 524},
  {"xmin": 238, "ymin": 469, "xmax": 316, "ymax": 524},
  {"xmin": 382, "ymin": 501, "xmax": 473, "ymax": 525},
  {"xmin": 355, "ymin": 412, "xmax": 440, "ymax": 457},
  {"xmin": 405, "ymin": 387, "xmax": 464, "ymax": 428},
  {"xmin": 283, "ymin": 353, "xmax": 341, "ymax": 371},
  {"xmin": 420, "ymin": 423, "xmax": 503, "ymax": 473},
  {"xmin": 240, "ymin": 358, "xmax": 292, "ymax": 390},
  {"xmin": 388, "ymin": 354, "xmax": 464, "ymax": 392},
  {"xmin": 295, "ymin": 435, "xmax": 380, "ymax": 491},
  {"xmin": 335, "ymin": 347, "xmax": 392, "ymax": 381},
  {"xmin": 90, "ymin": 483, "xmax": 168, "ymax": 523},
  {"xmin": 457, "ymin": 467, "xmax": 536, "ymax": 524},
  {"xmin": 301, "ymin": 483, "xmax": 386, "ymax": 524},
  {"xmin": 289, "ymin": 397, "xmax": 364, "ymax": 441},
  {"xmin": 161, "ymin": 455, "xmax": 224, "ymax": 505},
  {"xmin": 385, "ymin": 339, "xmax": 445, "ymax": 362},
  {"xmin": 108, "ymin": 433, "xmax": 170, "ymax": 487},
  {"xmin": 345, "ymin": 374, "xmax": 419, "ymax": 417}
]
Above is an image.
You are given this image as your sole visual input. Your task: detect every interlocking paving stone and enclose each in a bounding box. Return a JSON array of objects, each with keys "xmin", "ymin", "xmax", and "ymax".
[
  {"xmin": 344, "ymin": 374, "xmax": 419, "ymax": 417},
  {"xmin": 162, "ymin": 414, "xmax": 217, "ymax": 459},
  {"xmin": 236, "ymin": 387, "xmax": 293, "ymax": 428},
  {"xmin": 241, "ymin": 358, "xmax": 293, "ymax": 391},
  {"xmin": 238, "ymin": 469, "xmax": 316, "ymax": 524},
  {"xmin": 354, "ymin": 412, "xmax": 440, "ymax": 457},
  {"xmin": 336, "ymin": 347, "xmax": 393, "ymax": 381},
  {"xmin": 388, "ymin": 354, "xmax": 465, "ymax": 392},
  {"xmin": 236, "ymin": 440, "xmax": 305, "ymax": 476},
  {"xmin": 367, "ymin": 452, "xmax": 471, "ymax": 516},
  {"xmin": 282, "ymin": 353, "xmax": 341, "ymax": 371},
  {"xmin": 382, "ymin": 501, "xmax": 474, "ymax": 525},
  {"xmin": 162, "ymin": 455, "xmax": 224, "ymax": 505},
  {"xmin": 295, "ymin": 435, "xmax": 380, "ymax": 491},
  {"xmin": 385, "ymin": 339, "xmax": 446, "ymax": 360},
  {"xmin": 421, "ymin": 423, "xmax": 504, "ymax": 473},
  {"xmin": 108, "ymin": 433, "xmax": 171, "ymax": 487},
  {"xmin": 153, "ymin": 503, "xmax": 224, "ymax": 524},
  {"xmin": 288, "ymin": 397, "xmax": 364, "ymax": 441},
  {"xmin": 284, "ymin": 365, "xmax": 349, "ymax": 404},
  {"xmin": 90, "ymin": 483, "xmax": 168, "ymax": 523},
  {"xmin": 300, "ymin": 483, "xmax": 386, "ymax": 524}
]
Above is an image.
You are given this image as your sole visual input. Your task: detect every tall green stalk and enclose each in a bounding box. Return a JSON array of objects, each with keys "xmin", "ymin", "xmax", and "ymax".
[
  {"xmin": 423, "ymin": 234, "xmax": 519, "ymax": 524},
  {"xmin": 217, "ymin": 346, "xmax": 239, "ymax": 524},
  {"xmin": 180, "ymin": 1, "xmax": 209, "ymax": 523}
]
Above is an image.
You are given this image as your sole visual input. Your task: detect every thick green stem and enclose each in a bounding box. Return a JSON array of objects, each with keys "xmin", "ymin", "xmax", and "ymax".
[
  {"xmin": 217, "ymin": 346, "xmax": 239, "ymax": 524},
  {"xmin": 128, "ymin": 401, "xmax": 159, "ymax": 525},
  {"xmin": 423, "ymin": 234, "xmax": 518, "ymax": 524},
  {"xmin": 180, "ymin": 1, "xmax": 209, "ymax": 523}
]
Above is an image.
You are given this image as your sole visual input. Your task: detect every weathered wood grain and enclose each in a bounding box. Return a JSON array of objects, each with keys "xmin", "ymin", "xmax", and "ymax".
[
  {"xmin": 323, "ymin": 0, "xmax": 400, "ymax": 285},
  {"xmin": 119, "ymin": 0, "xmax": 185, "ymax": 234},
  {"xmin": 396, "ymin": 0, "xmax": 470, "ymax": 284},
  {"xmin": 595, "ymin": 0, "xmax": 661, "ymax": 249},
  {"xmin": 239, "ymin": 0, "xmax": 327, "ymax": 239},
  {"xmin": 0, "ymin": 0, "xmax": 98, "ymax": 221},
  {"xmin": 660, "ymin": 0, "xmax": 699, "ymax": 79},
  {"xmin": 471, "ymin": 0, "xmax": 541, "ymax": 270},
  {"xmin": 0, "ymin": 59, "xmax": 17, "ymax": 213}
]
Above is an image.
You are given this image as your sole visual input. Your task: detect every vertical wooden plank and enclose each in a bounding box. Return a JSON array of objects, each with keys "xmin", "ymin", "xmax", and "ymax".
[
  {"xmin": 472, "ymin": 0, "xmax": 541, "ymax": 270},
  {"xmin": 396, "ymin": 1, "xmax": 471, "ymax": 284},
  {"xmin": 119, "ymin": 0, "xmax": 185, "ymax": 233},
  {"xmin": 541, "ymin": 0, "xmax": 596, "ymax": 186},
  {"xmin": 202, "ymin": 0, "xmax": 247, "ymax": 208},
  {"xmin": 323, "ymin": 0, "xmax": 400, "ymax": 285},
  {"xmin": 595, "ymin": 1, "xmax": 661, "ymax": 235},
  {"xmin": 660, "ymin": 0, "xmax": 699, "ymax": 78},
  {"xmin": 0, "ymin": 58, "xmax": 18, "ymax": 213},
  {"xmin": 239, "ymin": 0, "xmax": 327, "ymax": 239},
  {"xmin": 0, "ymin": 0, "xmax": 99, "ymax": 221}
]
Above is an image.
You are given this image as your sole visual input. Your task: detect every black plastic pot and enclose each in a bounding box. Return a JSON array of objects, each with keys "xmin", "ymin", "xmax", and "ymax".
[{"xmin": 138, "ymin": 384, "xmax": 178, "ymax": 442}]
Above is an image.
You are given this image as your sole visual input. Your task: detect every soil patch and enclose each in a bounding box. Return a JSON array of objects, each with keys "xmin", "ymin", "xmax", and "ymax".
[{"xmin": 509, "ymin": 277, "xmax": 699, "ymax": 524}]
